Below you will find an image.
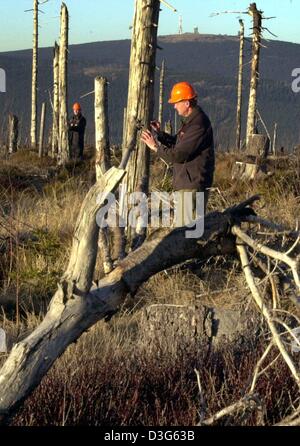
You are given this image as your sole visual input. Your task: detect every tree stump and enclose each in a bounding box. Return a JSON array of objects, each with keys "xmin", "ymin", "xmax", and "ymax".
[
  {"xmin": 247, "ymin": 134, "xmax": 270, "ymax": 159},
  {"xmin": 139, "ymin": 303, "xmax": 260, "ymax": 352},
  {"xmin": 232, "ymin": 161, "xmax": 259, "ymax": 180},
  {"xmin": 232, "ymin": 134, "xmax": 270, "ymax": 180}
]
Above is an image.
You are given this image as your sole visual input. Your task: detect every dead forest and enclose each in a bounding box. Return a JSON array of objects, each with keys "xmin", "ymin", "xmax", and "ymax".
[{"xmin": 0, "ymin": 0, "xmax": 300, "ymax": 427}]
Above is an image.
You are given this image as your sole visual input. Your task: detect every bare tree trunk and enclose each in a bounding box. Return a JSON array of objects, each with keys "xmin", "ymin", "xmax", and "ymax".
[
  {"xmin": 38, "ymin": 102, "xmax": 46, "ymax": 158},
  {"xmin": 236, "ymin": 19, "xmax": 244, "ymax": 151},
  {"xmin": 52, "ymin": 42, "xmax": 59, "ymax": 158},
  {"xmin": 95, "ymin": 77, "xmax": 111, "ymax": 178},
  {"xmin": 121, "ymin": 0, "xmax": 160, "ymax": 249},
  {"xmin": 111, "ymin": 107, "xmax": 128, "ymax": 262},
  {"xmin": 272, "ymin": 122, "xmax": 277, "ymax": 156},
  {"xmin": 58, "ymin": 3, "xmax": 69, "ymax": 165},
  {"xmin": 246, "ymin": 3, "xmax": 262, "ymax": 147},
  {"xmin": 158, "ymin": 58, "xmax": 165, "ymax": 125},
  {"xmin": 94, "ymin": 76, "xmax": 113, "ymax": 274},
  {"xmin": 30, "ymin": 0, "xmax": 38, "ymax": 150},
  {"xmin": 8, "ymin": 114, "xmax": 18, "ymax": 154}
]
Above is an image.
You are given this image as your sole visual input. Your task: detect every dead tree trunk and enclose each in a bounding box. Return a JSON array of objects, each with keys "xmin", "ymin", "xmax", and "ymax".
[
  {"xmin": 158, "ymin": 58, "xmax": 165, "ymax": 125},
  {"xmin": 246, "ymin": 3, "xmax": 262, "ymax": 147},
  {"xmin": 121, "ymin": 0, "xmax": 160, "ymax": 248},
  {"xmin": 94, "ymin": 76, "xmax": 113, "ymax": 274},
  {"xmin": 272, "ymin": 122, "xmax": 277, "ymax": 156},
  {"xmin": 51, "ymin": 42, "xmax": 59, "ymax": 158},
  {"xmin": 95, "ymin": 77, "xmax": 111, "ymax": 177},
  {"xmin": 58, "ymin": 3, "xmax": 69, "ymax": 165},
  {"xmin": 8, "ymin": 114, "xmax": 18, "ymax": 154},
  {"xmin": 38, "ymin": 102, "xmax": 46, "ymax": 158},
  {"xmin": 236, "ymin": 19, "xmax": 244, "ymax": 151},
  {"xmin": 30, "ymin": 0, "xmax": 38, "ymax": 150}
]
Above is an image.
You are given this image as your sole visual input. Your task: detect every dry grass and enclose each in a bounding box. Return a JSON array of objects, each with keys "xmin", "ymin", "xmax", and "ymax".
[
  {"xmin": 1, "ymin": 150, "xmax": 300, "ymax": 425},
  {"xmin": 3, "ymin": 310, "xmax": 298, "ymax": 426}
]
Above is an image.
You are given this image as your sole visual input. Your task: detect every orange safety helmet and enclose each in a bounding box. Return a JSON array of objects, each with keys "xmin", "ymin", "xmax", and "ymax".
[
  {"xmin": 73, "ymin": 102, "xmax": 81, "ymax": 111},
  {"xmin": 168, "ymin": 81, "xmax": 197, "ymax": 104}
]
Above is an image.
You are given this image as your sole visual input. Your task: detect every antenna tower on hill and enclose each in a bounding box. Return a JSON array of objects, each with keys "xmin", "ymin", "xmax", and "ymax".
[{"xmin": 179, "ymin": 15, "xmax": 183, "ymax": 34}]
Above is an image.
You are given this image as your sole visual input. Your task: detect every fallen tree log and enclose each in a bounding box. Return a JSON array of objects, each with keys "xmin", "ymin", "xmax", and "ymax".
[
  {"xmin": 1, "ymin": 180, "xmax": 300, "ymax": 426},
  {"xmin": 0, "ymin": 185, "xmax": 252, "ymax": 423}
]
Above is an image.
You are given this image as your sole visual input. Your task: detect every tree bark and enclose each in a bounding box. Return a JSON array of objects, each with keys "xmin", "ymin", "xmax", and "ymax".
[
  {"xmin": 236, "ymin": 19, "xmax": 244, "ymax": 151},
  {"xmin": 158, "ymin": 59, "xmax": 165, "ymax": 125},
  {"xmin": 8, "ymin": 114, "xmax": 18, "ymax": 154},
  {"xmin": 246, "ymin": 3, "xmax": 262, "ymax": 147},
  {"xmin": 58, "ymin": 3, "xmax": 69, "ymax": 165},
  {"xmin": 120, "ymin": 0, "xmax": 160, "ymax": 248},
  {"xmin": 38, "ymin": 102, "xmax": 46, "ymax": 158},
  {"xmin": 94, "ymin": 76, "xmax": 113, "ymax": 274},
  {"xmin": 30, "ymin": 0, "xmax": 38, "ymax": 150},
  {"xmin": 51, "ymin": 42, "xmax": 59, "ymax": 158},
  {"xmin": 247, "ymin": 133, "xmax": 269, "ymax": 159},
  {"xmin": 272, "ymin": 122, "xmax": 277, "ymax": 156},
  {"xmin": 95, "ymin": 76, "xmax": 111, "ymax": 178}
]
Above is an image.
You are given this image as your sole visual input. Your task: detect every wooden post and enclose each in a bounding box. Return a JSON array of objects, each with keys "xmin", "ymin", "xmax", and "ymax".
[
  {"xmin": 38, "ymin": 102, "xmax": 46, "ymax": 158},
  {"xmin": 95, "ymin": 76, "xmax": 111, "ymax": 178},
  {"xmin": 52, "ymin": 42, "xmax": 59, "ymax": 158},
  {"xmin": 30, "ymin": 0, "xmax": 38, "ymax": 149},
  {"xmin": 246, "ymin": 3, "xmax": 262, "ymax": 147},
  {"xmin": 158, "ymin": 58, "xmax": 165, "ymax": 125},
  {"xmin": 272, "ymin": 123, "xmax": 277, "ymax": 156},
  {"xmin": 8, "ymin": 114, "xmax": 18, "ymax": 154},
  {"xmin": 58, "ymin": 3, "xmax": 69, "ymax": 165},
  {"xmin": 236, "ymin": 19, "xmax": 244, "ymax": 151},
  {"xmin": 121, "ymin": 0, "xmax": 160, "ymax": 249}
]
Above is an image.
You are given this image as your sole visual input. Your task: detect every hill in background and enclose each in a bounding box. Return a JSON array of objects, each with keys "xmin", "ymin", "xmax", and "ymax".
[{"xmin": 0, "ymin": 33, "xmax": 300, "ymax": 150}]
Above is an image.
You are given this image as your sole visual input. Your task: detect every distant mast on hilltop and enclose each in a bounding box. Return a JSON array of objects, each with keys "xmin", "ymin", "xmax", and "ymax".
[{"xmin": 178, "ymin": 15, "xmax": 183, "ymax": 34}]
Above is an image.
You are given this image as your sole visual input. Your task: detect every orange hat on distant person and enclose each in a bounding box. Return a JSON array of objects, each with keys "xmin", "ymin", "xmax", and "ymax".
[
  {"xmin": 73, "ymin": 102, "xmax": 81, "ymax": 111},
  {"xmin": 168, "ymin": 81, "xmax": 197, "ymax": 104}
]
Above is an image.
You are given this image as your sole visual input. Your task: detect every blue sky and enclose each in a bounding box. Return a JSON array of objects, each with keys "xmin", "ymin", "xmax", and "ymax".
[{"xmin": 1, "ymin": 0, "xmax": 300, "ymax": 52}]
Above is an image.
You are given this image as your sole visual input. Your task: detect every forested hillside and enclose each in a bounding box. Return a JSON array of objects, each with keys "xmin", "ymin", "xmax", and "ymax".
[{"xmin": 0, "ymin": 33, "xmax": 300, "ymax": 149}]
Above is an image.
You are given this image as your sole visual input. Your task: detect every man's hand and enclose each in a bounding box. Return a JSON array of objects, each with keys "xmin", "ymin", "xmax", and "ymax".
[
  {"xmin": 150, "ymin": 120, "xmax": 161, "ymax": 133},
  {"xmin": 141, "ymin": 129, "xmax": 158, "ymax": 152}
]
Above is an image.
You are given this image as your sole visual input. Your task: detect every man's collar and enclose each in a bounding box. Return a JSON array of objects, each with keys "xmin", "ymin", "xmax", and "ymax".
[{"xmin": 181, "ymin": 105, "xmax": 200, "ymax": 125}]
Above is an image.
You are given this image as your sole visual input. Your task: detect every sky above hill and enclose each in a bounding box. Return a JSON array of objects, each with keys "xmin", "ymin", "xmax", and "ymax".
[{"xmin": 1, "ymin": 0, "xmax": 300, "ymax": 52}]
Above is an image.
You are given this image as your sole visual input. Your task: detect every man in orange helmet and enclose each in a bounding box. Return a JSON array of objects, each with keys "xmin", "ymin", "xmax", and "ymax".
[
  {"xmin": 68, "ymin": 102, "xmax": 87, "ymax": 160},
  {"xmin": 141, "ymin": 81, "xmax": 214, "ymax": 226}
]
